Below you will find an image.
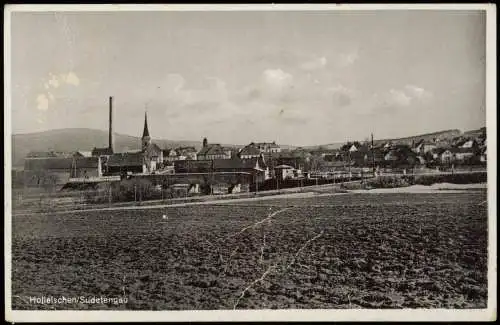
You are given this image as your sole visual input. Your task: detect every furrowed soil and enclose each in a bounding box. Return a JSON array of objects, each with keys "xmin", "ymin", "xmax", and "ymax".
[{"xmin": 12, "ymin": 191, "xmax": 488, "ymax": 310}]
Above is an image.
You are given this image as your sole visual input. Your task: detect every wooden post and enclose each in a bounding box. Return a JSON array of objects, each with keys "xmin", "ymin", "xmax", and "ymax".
[
  {"xmin": 109, "ymin": 182, "xmax": 112, "ymax": 205},
  {"xmin": 371, "ymin": 133, "xmax": 375, "ymax": 177}
]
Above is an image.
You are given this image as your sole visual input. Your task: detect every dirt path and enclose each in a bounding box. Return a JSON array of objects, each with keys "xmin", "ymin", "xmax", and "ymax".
[{"xmin": 11, "ymin": 191, "xmax": 334, "ymax": 216}]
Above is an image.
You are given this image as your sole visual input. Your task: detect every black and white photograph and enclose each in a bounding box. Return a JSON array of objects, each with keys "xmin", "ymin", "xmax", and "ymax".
[{"xmin": 4, "ymin": 4, "xmax": 496, "ymax": 322}]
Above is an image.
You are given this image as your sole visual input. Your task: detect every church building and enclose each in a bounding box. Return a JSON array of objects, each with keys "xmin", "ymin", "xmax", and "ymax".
[
  {"xmin": 106, "ymin": 111, "xmax": 163, "ymax": 176},
  {"xmin": 141, "ymin": 111, "xmax": 163, "ymax": 173}
]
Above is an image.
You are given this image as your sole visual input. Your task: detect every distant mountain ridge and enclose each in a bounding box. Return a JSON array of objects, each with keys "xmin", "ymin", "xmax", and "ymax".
[
  {"xmin": 372, "ymin": 129, "xmax": 463, "ymax": 146},
  {"xmin": 303, "ymin": 127, "xmax": 485, "ymax": 150},
  {"xmin": 11, "ymin": 128, "xmax": 221, "ymax": 167}
]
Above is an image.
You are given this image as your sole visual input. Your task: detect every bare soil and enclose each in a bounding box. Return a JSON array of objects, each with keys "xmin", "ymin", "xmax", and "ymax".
[{"xmin": 11, "ymin": 191, "xmax": 488, "ymax": 310}]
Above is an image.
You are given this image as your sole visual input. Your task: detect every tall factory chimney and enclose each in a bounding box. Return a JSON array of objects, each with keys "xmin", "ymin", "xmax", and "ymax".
[{"xmin": 108, "ymin": 96, "xmax": 114, "ymax": 152}]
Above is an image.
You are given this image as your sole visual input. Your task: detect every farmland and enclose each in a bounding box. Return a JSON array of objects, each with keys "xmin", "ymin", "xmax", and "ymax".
[{"xmin": 11, "ymin": 190, "xmax": 488, "ymax": 310}]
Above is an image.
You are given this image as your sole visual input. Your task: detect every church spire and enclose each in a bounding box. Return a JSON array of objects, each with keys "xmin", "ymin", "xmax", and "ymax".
[
  {"xmin": 141, "ymin": 110, "xmax": 151, "ymax": 150},
  {"xmin": 142, "ymin": 111, "xmax": 150, "ymax": 138}
]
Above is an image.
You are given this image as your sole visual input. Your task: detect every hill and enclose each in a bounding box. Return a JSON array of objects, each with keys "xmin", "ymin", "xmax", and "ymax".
[
  {"xmin": 307, "ymin": 127, "xmax": 485, "ymax": 151},
  {"xmin": 463, "ymin": 127, "xmax": 486, "ymax": 138},
  {"xmin": 372, "ymin": 129, "xmax": 463, "ymax": 146},
  {"xmin": 11, "ymin": 128, "xmax": 207, "ymax": 167}
]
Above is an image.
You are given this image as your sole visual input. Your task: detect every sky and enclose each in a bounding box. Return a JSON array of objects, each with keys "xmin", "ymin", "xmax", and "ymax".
[{"xmin": 10, "ymin": 9, "xmax": 486, "ymax": 146}]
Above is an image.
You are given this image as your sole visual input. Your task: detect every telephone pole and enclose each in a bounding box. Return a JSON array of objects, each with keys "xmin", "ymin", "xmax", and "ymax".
[{"xmin": 371, "ymin": 133, "xmax": 376, "ymax": 177}]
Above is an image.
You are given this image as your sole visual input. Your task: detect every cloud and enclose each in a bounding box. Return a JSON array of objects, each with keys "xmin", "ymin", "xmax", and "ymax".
[
  {"xmin": 300, "ymin": 56, "xmax": 328, "ymax": 71},
  {"xmin": 43, "ymin": 71, "xmax": 80, "ymax": 90},
  {"xmin": 236, "ymin": 69, "xmax": 295, "ymax": 104},
  {"xmin": 262, "ymin": 69, "xmax": 293, "ymax": 89},
  {"xmin": 337, "ymin": 50, "xmax": 359, "ymax": 67},
  {"xmin": 370, "ymin": 84, "xmax": 433, "ymax": 114},
  {"xmin": 387, "ymin": 89, "xmax": 412, "ymax": 107},
  {"xmin": 63, "ymin": 72, "xmax": 80, "ymax": 86},
  {"xmin": 163, "ymin": 73, "xmax": 185, "ymax": 93},
  {"xmin": 327, "ymin": 84, "xmax": 354, "ymax": 107},
  {"xmin": 47, "ymin": 75, "xmax": 60, "ymax": 88},
  {"xmin": 404, "ymin": 84, "xmax": 432, "ymax": 100},
  {"xmin": 35, "ymin": 71, "xmax": 81, "ymax": 113},
  {"xmin": 36, "ymin": 94, "xmax": 49, "ymax": 111}
]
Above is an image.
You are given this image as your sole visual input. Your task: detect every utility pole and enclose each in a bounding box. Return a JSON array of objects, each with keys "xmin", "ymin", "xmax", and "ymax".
[
  {"xmin": 255, "ymin": 173, "xmax": 258, "ymax": 194},
  {"xmin": 371, "ymin": 133, "xmax": 376, "ymax": 177},
  {"xmin": 109, "ymin": 182, "xmax": 112, "ymax": 205},
  {"xmin": 348, "ymin": 151, "xmax": 352, "ymax": 182}
]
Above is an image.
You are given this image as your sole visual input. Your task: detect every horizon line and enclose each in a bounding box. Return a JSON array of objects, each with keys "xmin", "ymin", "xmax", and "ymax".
[{"xmin": 10, "ymin": 126, "xmax": 486, "ymax": 148}]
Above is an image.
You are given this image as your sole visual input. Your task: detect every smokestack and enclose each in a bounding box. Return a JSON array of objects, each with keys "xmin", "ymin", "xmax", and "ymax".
[{"xmin": 109, "ymin": 96, "xmax": 114, "ymax": 152}]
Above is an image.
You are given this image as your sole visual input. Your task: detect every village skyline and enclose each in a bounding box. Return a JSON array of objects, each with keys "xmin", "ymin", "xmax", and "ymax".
[
  {"xmin": 10, "ymin": 9, "xmax": 486, "ymax": 147},
  {"xmin": 10, "ymin": 122, "xmax": 486, "ymax": 149}
]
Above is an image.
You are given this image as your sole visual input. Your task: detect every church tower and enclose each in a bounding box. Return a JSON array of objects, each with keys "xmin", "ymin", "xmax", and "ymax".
[{"xmin": 141, "ymin": 111, "xmax": 151, "ymax": 151}]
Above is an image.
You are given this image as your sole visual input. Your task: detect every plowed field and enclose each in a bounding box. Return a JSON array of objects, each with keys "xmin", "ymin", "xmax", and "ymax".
[{"xmin": 11, "ymin": 191, "xmax": 488, "ymax": 310}]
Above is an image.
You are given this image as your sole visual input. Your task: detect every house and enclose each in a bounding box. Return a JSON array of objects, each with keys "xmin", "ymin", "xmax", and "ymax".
[
  {"xmin": 213, "ymin": 156, "xmax": 270, "ymax": 181},
  {"xmin": 275, "ymin": 153, "xmax": 305, "ymax": 170},
  {"xmin": 480, "ymin": 147, "xmax": 487, "ymax": 162},
  {"xmin": 26, "ymin": 151, "xmax": 74, "ymax": 159},
  {"xmin": 162, "ymin": 148, "xmax": 179, "ymax": 162},
  {"xmin": 454, "ymin": 147, "xmax": 476, "ymax": 162},
  {"xmin": 176, "ymin": 147, "xmax": 198, "ymax": 160},
  {"xmin": 143, "ymin": 143, "xmax": 163, "ymax": 172},
  {"xmin": 274, "ymin": 164, "xmax": 296, "ymax": 180},
  {"xmin": 26, "ymin": 151, "xmax": 59, "ymax": 159},
  {"xmin": 440, "ymin": 149, "xmax": 456, "ymax": 164},
  {"xmin": 74, "ymin": 151, "xmax": 92, "ymax": 158},
  {"xmin": 211, "ymin": 183, "xmax": 231, "ymax": 195},
  {"xmin": 197, "ymin": 139, "xmax": 231, "ymax": 160},
  {"xmin": 70, "ymin": 156, "xmax": 102, "ymax": 178},
  {"xmin": 174, "ymin": 160, "xmax": 213, "ymax": 173},
  {"xmin": 348, "ymin": 151, "xmax": 367, "ymax": 166},
  {"xmin": 384, "ymin": 150, "xmax": 401, "ymax": 162},
  {"xmin": 106, "ymin": 152, "xmax": 146, "ymax": 175},
  {"xmin": 440, "ymin": 147, "xmax": 476, "ymax": 164},
  {"xmin": 23, "ymin": 157, "xmax": 74, "ymax": 187},
  {"xmin": 91, "ymin": 147, "xmax": 113, "ymax": 157},
  {"xmin": 413, "ymin": 140, "xmax": 437, "ymax": 155},
  {"xmin": 364, "ymin": 149, "xmax": 386, "ymax": 166},
  {"xmin": 461, "ymin": 139, "xmax": 477, "ymax": 149},
  {"xmin": 416, "ymin": 156, "xmax": 426, "ymax": 165},
  {"xmin": 430, "ymin": 148, "xmax": 444, "ymax": 159},
  {"xmin": 254, "ymin": 142, "xmax": 281, "ymax": 153},
  {"xmin": 239, "ymin": 143, "xmax": 262, "ymax": 159}
]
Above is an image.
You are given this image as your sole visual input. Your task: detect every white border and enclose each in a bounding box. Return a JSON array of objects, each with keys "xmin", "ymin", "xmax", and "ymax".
[
  {"xmin": 3, "ymin": 3, "xmax": 496, "ymax": 11},
  {"xmin": 4, "ymin": 3, "xmax": 497, "ymax": 322}
]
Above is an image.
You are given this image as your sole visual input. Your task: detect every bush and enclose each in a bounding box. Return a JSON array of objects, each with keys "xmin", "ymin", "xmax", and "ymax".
[
  {"xmin": 365, "ymin": 176, "xmax": 411, "ymax": 189},
  {"xmin": 414, "ymin": 172, "xmax": 487, "ymax": 185}
]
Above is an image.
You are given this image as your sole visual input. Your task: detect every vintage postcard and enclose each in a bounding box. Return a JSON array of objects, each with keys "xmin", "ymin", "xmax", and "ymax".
[{"xmin": 4, "ymin": 3, "xmax": 496, "ymax": 322}]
